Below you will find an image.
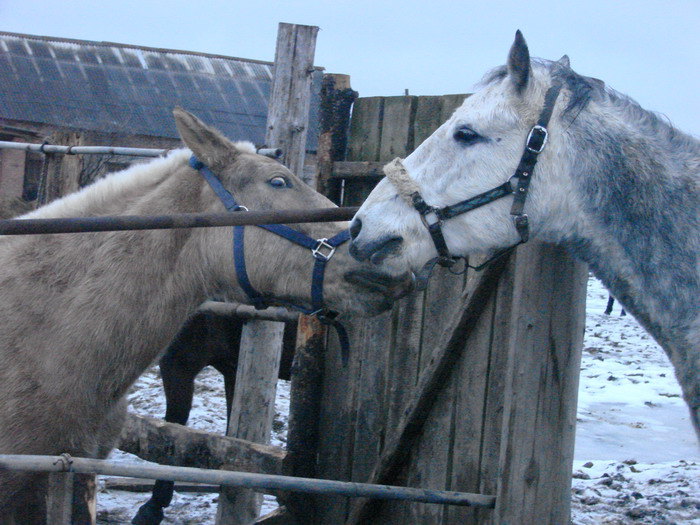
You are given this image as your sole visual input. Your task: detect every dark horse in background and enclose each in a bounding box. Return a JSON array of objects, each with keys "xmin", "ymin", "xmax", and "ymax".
[{"xmin": 132, "ymin": 310, "xmax": 297, "ymax": 525}]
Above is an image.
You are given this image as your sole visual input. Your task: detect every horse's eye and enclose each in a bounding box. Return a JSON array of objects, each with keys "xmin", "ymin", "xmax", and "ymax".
[
  {"xmin": 453, "ymin": 126, "xmax": 482, "ymax": 145},
  {"xmin": 268, "ymin": 176, "xmax": 290, "ymax": 188}
]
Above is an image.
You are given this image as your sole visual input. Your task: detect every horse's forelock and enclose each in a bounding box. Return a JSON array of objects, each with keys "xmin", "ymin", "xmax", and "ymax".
[{"xmin": 232, "ymin": 141, "xmax": 256, "ymax": 155}]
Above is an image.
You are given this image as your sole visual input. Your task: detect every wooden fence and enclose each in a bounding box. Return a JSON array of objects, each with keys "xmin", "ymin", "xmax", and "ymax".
[{"xmin": 293, "ymin": 93, "xmax": 588, "ymax": 524}]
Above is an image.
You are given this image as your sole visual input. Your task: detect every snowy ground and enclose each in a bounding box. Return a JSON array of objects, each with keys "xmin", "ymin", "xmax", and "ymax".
[{"xmin": 96, "ymin": 276, "xmax": 699, "ymax": 524}]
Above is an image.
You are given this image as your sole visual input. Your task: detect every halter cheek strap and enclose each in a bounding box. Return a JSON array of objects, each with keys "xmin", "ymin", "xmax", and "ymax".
[
  {"xmin": 383, "ymin": 82, "xmax": 562, "ymax": 270},
  {"xmin": 190, "ymin": 155, "xmax": 351, "ymax": 364}
]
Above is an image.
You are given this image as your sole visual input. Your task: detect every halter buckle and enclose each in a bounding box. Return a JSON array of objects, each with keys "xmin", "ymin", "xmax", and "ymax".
[
  {"xmin": 312, "ymin": 238, "xmax": 336, "ymax": 261},
  {"xmin": 526, "ymin": 125, "xmax": 548, "ymax": 154},
  {"xmin": 419, "ymin": 207, "xmax": 442, "ymax": 229}
]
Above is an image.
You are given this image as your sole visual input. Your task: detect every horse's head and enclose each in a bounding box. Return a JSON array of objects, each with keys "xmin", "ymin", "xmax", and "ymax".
[
  {"xmin": 174, "ymin": 108, "xmax": 412, "ymax": 316},
  {"xmin": 350, "ymin": 31, "xmax": 577, "ymax": 277}
]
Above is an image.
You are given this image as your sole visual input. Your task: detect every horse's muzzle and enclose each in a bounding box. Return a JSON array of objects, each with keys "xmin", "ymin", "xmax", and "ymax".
[{"xmin": 348, "ymin": 229, "xmax": 404, "ymax": 265}]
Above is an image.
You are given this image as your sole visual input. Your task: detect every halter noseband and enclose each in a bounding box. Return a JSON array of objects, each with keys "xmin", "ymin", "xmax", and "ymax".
[
  {"xmin": 384, "ymin": 82, "xmax": 562, "ymax": 271},
  {"xmin": 190, "ymin": 155, "xmax": 351, "ymax": 364}
]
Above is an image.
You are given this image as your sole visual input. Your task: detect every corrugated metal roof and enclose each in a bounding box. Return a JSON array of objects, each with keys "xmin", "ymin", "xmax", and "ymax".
[{"xmin": 0, "ymin": 32, "xmax": 321, "ymax": 149}]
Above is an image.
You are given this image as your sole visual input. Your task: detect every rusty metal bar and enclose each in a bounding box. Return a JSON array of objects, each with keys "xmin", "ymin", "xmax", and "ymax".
[
  {"xmin": 0, "ymin": 454, "xmax": 496, "ymax": 508},
  {"xmin": 0, "ymin": 140, "xmax": 282, "ymax": 159},
  {"xmin": 0, "ymin": 207, "xmax": 359, "ymax": 235}
]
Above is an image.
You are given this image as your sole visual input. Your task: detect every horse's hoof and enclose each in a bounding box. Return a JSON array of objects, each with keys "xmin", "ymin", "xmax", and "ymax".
[{"xmin": 132, "ymin": 501, "xmax": 164, "ymax": 525}]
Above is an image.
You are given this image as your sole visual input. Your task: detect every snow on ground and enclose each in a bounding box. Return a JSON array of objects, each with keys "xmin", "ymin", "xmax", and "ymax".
[
  {"xmin": 571, "ymin": 277, "xmax": 699, "ymax": 524},
  {"xmin": 97, "ymin": 276, "xmax": 699, "ymax": 524}
]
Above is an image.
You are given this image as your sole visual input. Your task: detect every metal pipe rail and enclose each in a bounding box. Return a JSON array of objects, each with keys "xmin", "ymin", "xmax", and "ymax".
[
  {"xmin": 0, "ymin": 454, "xmax": 496, "ymax": 508},
  {"xmin": 0, "ymin": 207, "xmax": 359, "ymax": 235},
  {"xmin": 0, "ymin": 140, "xmax": 282, "ymax": 159}
]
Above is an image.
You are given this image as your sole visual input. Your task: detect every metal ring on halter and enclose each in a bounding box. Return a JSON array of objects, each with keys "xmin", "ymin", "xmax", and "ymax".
[
  {"xmin": 312, "ymin": 238, "xmax": 336, "ymax": 261},
  {"xmin": 235, "ymin": 205, "xmax": 249, "ymax": 212},
  {"xmin": 419, "ymin": 207, "xmax": 442, "ymax": 229}
]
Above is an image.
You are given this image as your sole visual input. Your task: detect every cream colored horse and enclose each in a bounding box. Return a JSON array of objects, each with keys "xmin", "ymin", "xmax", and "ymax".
[{"xmin": 0, "ymin": 108, "xmax": 410, "ymax": 522}]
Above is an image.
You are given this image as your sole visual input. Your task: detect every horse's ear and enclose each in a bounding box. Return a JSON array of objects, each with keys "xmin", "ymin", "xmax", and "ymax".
[
  {"xmin": 173, "ymin": 107, "xmax": 238, "ymax": 169},
  {"xmin": 507, "ymin": 30, "xmax": 531, "ymax": 94},
  {"xmin": 557, "ymin": 55, "xmax": 571, "ymax": 68}
]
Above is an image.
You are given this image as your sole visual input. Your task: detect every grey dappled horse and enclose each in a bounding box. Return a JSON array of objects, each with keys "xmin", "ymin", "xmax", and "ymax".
[
  {"xmin": 350, "ymin": 32, "xmax": 700, "ymax": 441},
  {"xmin": 0, "ymin": 108, "xmax": 410, "ymax": 523}
]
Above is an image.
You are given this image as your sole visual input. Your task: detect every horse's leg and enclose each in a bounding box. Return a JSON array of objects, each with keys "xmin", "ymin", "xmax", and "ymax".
[
  {"xmin": 604, "ymin": 295, "xmax": 615, "ymax": 315},
  {"xmin": 132, "ymin": 320, "xmax": 206, "ymax": 525}
]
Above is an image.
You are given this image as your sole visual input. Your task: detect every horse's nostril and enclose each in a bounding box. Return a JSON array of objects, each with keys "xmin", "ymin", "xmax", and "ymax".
[{"xmin": 349, "ymin": 218, "xmax": 362, "ymax": 240}]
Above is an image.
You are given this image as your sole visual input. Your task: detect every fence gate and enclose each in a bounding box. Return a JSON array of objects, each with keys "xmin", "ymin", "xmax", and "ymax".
[{"xmin": 295, "ymin": 94, "xmax": 588, "ymax": 524}]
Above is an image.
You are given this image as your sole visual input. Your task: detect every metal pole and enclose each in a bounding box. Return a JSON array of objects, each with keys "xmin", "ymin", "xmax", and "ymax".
[
  {"xmin": 0, "ymin": 207, "xmax": 358, "ymax": 235},
  {"xmin": 0, "ymin": 455, "xmax": 495, "ymax": 508},
  {"xmin": 0, "ymin": 141, "xmax": 282, "ymax": 159}
]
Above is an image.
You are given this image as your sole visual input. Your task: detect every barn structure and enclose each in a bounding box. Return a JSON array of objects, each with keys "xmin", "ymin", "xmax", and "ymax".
[
  {"xmin": 0, "ymin": 30, "xmax": 322, "ymax": 202},
  {"xmin": 0, "ymin": 24, "xmax": 587, "ymax": 525}
]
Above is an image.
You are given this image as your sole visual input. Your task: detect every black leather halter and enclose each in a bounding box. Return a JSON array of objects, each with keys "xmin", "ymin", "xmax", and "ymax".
[{"xmin": 408, "ymin": 82, "xmax": 562, "ymax": 270}]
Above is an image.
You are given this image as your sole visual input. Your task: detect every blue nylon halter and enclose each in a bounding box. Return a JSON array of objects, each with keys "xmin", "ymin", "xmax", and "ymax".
[{"xmin": 190, "ymin": 155, "xmax": 351, "ymax": 364}]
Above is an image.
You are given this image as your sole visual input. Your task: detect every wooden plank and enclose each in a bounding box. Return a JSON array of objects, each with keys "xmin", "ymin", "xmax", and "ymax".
[
  {"xmin": 47, "ymin": 472, "xmax": 74, "ymax": 525},
  {"xmin": 413, "ymin": 96, "xmax": 444, "ymax": 148},
  {"xmin": 345, "ymin": 257, "xmax": 508, "ymax": 524},
  {"xmin": 284, "ymin": 315, "xmax": 328, "ymax": 519},
  {"xmin": 329, "ymin": 161, "xmax": 385, "ymax": 179},
  {"xmin": 344, "ymin": 97, "xmax": 385, "ymax": 205},
  {"xmin": 395, "ymin": 369, "xmax": 455, "ymax": 524},
  {"xmin": 314, "ymin": 315, "xmax": 364, "ymax": 523},
  {"xmin": 72, "ymin": 474, "xmax": 97, "ymax": 525},
  {"xmin": 349, "ymin": 310, "xmax": 393, "ymax": 483},
  {"xmin": 439, "ymin": 94, "xmax": 470, "ymax": 122},
  {"xmin": 399, "ymin": 263, "xmax": 492, "ymax": 524},
  {"xmin": 443, "ymin": 280, "xmax": 499, "ymax": 524},
  {"xmin": 492, "ymin": 243, "xmax": 587, "ymax": 525},
  {"xmin": 118, "ymin": 413, "xmax": 286, "ymax": 474},
  {"xmin": 379, "ymin": 96, "xmax": 417, "ymax": 161},
  {"xmin": 346, "ymin": 97, "xmax": 384, "ymax": 162}
]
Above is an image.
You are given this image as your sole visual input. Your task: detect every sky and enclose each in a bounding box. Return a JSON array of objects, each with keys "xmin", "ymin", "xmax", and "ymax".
[{"xmin": 1, "ymin": 0, "xmax": 699, "ymax": 136}]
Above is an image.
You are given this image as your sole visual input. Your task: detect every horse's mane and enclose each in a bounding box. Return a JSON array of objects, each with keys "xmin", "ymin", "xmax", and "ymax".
[
  {"xmin": 21, "ymin": 149, "xmax": 191, "ymax": 220},
  {"xmin": 20, "ymin": 140, "xmax": 258, "ymax": 221},
  {"xmin": 480, "ymin": 60, "xmax": 700, "ymax": 154}
]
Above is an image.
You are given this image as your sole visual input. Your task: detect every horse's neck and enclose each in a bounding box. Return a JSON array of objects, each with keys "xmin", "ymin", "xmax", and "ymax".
[
  {"xmin": 5, "ymin": 154, "xmax": 212, "ymax": 407},
  {"xmin": 561, "ymin": 122, "xmax": 700, "ymax": 351}
]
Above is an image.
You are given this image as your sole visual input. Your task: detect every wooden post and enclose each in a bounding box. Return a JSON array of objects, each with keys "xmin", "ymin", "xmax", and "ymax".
[
  {"xmin": 216, "ymin": 22, "xmax": 318, "ymax": 524},
  {"xmin": 265, "ymin": 23, "xmax": 319, "ymax": 178},
  {"xmin": 37, "ymin": 131, "xmax": 97, "ymax": 525},
  {"xmin": 47, "ymin": 472, "xmax": 74, "ymax": 525},
  {"xmin": 37, "ymin": 132, "xmax": 84, "ymax": 205},
  {"xmin": 315, "ymin": 74, "xmax": 358, "ymax": 200},
  {"xmin": 281, "ymin": 72, "xmax": 356, "ymax": 522},
  {"xmin": 493, "ymin": 243, "xmax": 587, "ymax": 524},
  {"xmin": 216, "ymin": 321, "xmax": 287, "ymax": 523}
]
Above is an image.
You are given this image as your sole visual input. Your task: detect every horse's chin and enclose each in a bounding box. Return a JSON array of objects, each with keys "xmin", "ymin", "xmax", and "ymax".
[{"xmin": 343, "ymin": 268, "xmax": 414, "ymax": 316}]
